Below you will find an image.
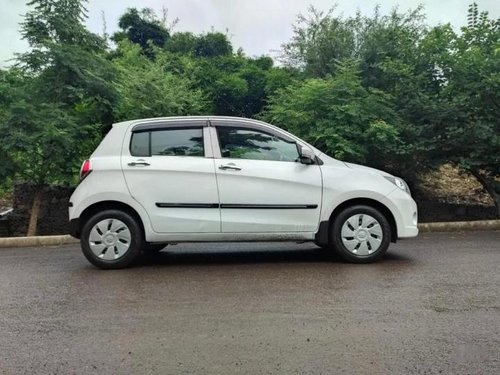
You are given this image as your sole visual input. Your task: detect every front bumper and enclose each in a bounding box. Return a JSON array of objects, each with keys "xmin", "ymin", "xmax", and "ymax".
[
  {"xmin": 68, "ymin": 218, "xmax": 80, "ymax": 239},
  {"xmin": 382, "ymin": 189, "xmax": 418, "ymax": 239}
]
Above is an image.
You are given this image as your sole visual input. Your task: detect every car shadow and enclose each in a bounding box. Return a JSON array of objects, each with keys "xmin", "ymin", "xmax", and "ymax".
[{"xmin": 136, "ymin": 246, "xmax": 410, "ymax": 267}]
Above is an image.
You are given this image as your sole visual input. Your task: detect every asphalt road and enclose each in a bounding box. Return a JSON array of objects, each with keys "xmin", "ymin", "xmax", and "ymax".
[{"xmin": 0, "ymin": 232, "xmax": 499, "ymax": 374}]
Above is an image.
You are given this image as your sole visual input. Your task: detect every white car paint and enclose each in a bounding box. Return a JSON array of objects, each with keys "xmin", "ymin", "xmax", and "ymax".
[
  {"xmin": 121, "ymin": 154, "xmax": 220, "ymax": 233},
  {"xmin": 69, "ymin": 116, "xmax": 418, "ymax": 245},
  {"xmin": 214, "ymin": 157, "xmax": 322, "ymax": 233}
]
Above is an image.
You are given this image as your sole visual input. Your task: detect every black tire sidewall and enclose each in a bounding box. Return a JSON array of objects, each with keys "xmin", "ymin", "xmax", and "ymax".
[
  {"xmin": 80, "ymin": 209, "xmax": 144, "ymax": 269},
  {"xmin": 331, "ymin": 205, "xmax": 391, "ymax": 263}
]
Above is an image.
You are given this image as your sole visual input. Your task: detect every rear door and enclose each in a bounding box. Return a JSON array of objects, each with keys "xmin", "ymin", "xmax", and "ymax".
[
  {"xmin": 211, "ymin": 120, "xmax": 322, "ymax": 233},
  {"xmin": 121, "ymin": 120, "xmax": 220, "ymax": 233}
]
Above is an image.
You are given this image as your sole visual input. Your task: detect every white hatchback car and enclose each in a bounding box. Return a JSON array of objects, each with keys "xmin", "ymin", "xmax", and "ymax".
[{"xmin": 69, "ymin": 116, "xmax": 418, "ymax": 269}]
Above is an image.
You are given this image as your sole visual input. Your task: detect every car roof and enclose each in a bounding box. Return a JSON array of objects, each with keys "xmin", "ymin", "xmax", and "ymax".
[{"xmin": 112, "ymin": 116, "xmax": 267, "ymax": 127}]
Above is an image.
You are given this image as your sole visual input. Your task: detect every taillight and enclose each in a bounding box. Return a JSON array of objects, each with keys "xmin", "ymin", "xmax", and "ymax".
[{"xmin": 80, "ymin": 159, "xmax": 92, "ymax": 181}]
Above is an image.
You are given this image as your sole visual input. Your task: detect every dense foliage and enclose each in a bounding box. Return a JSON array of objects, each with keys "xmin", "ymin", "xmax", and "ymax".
[
  {"xmin": 261, "ymin": 60, "xmax": 402, "ymax": 170},
  {"xmin": 0, "ymin": 0, "xmax": 499, "ymax": 214}
]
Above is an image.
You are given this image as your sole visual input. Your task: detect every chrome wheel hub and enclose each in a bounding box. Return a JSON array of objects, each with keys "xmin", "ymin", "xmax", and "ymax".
[
  {"xmin": 88, "ymin": 219, "xmax": 131, "ymax": 260},
  {"xmin": 341, "ymin": 214, "xmax": 383, "ymax": 256}
]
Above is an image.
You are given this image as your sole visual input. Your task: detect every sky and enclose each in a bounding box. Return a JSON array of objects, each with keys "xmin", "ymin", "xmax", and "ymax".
[{"xmin": 1, "ymin": 0, "xmax": 499, "ymax": 67}]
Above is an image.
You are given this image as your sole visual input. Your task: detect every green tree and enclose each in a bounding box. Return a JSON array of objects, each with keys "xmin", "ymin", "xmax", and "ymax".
[
  {"xmin": 165, "ymin": 31, "xmax": 233, "ymax": 58},
  {"xmin": 424, "ymin": 4, "xmax": 500, "ymax": 214},
  {"xmin": 1, "ymin": 0, "xmax": 115, "ymax": 235},
  {"xmin": 112, "ymin": 42, "xmax": 209, "ymax": 120},
  {"xmin": 279, "ymin": 3, "xmax": 500, "ymax": 213},
  {"xmin": 280, "ymin": 5, "xmax": 426, "ymax": 82},
  {"xmin": 164, "ymin": 32, "xmax": 198, "ymax": 54},
  {"xmin": 0, "ymin": 69, "xmax": 24, "ymax": 184},
  {"xmin": 112, "ymin": 8, "xmax": 170, "ymax": 56},
  {"xmin": 194, "ymin": 32, "xmax": 233, "ymax": 57},
  {"xmin": 192, "ymin": 54, "xmax": 276, "ymax": 117},
  {"xmin": 16, "ymin": 0, "xmax": 116, "ymax": 129},
  {"xmin": 261, "ymin": 61, "xmax": 402, "ymax": 169},
  {"xmin": 280, "ymin": 6, "xmax": 357, "ymax": 77}
]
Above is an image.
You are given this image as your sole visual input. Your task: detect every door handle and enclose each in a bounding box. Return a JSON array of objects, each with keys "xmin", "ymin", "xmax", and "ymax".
[
  {"xmin": 128, "ymin": 160, "xmax": 150, "ymax": 167},
  {"xmin": 219, "ymin": 163, "xmax": 241, "ymax": 171}
]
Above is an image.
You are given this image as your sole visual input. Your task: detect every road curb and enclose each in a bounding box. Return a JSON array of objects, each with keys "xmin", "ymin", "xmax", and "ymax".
[
  {"xmin": 0, "ymin": 219, "xmax": 499, "ymax": 248},
  {"xmin": 0, "ymin": 235, "xmax": 78, "ymax": 248},
  {"xmin": 418, "ymin": 219, "xmax": 500, "ymax": 232}
]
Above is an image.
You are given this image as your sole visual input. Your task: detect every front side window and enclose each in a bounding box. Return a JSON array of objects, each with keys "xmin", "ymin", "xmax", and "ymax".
[
  {"xmin": 130, "ymin": 128, "xmax": 204, "ymax": 157},
  {"xmin": 217, "ymin": 127, "xmax": 299, "ymax": 162}
]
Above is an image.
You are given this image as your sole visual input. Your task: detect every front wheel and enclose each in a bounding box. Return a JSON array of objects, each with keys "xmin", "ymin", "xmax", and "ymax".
[
  {"xmin": 80, "ymin": 209, "xmax": 145, "ymax": 269},
  {"xmin": 331, "ymin": 205, "xmax": 391, "ymax": 263}
]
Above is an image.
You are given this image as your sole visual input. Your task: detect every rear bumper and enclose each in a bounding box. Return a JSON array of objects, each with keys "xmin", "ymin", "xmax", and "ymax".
[{"xmin": 68, "ymin": 218, "xmax": 80, "ymax": 239}]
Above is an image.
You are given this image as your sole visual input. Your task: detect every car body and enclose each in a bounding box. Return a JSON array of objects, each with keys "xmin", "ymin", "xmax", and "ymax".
[{"xmin": 69, "ymin": 116, "xmax": 418, "ymax": 268}]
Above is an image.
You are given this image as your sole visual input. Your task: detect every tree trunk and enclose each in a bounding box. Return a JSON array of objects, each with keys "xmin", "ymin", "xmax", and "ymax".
[
  {"xmin": 469, "ymin": 169, "xmax": 500, "ymax": 218},
  {"xmin": 26, "ymin": 189, "xmax": 42, "ymax": 236}
]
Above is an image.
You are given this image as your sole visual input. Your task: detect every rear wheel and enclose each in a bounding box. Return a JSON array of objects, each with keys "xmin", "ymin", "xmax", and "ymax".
[
  {"xmin": 331, "ymin": 205, "xmax": 391, "ymax": 263},
  {"xmin": 80, "ymin": 209, "xmax": 144, "ymax": 269}
]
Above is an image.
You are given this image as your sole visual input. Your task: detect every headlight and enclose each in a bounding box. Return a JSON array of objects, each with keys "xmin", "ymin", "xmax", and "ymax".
[{"xmin": 384, "ymin": 176, "xmax": 411, "ymax": 195}]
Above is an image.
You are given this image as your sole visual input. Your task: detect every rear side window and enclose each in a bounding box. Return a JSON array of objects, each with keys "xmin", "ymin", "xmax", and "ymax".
[
  {"xmin": 151, "ymin": 128, "xmax": 203, "ymax": 156},
  {"xmin": 130, "ymin": 128, "xmax": 204, "ymax": 157},
  {"xmin": 130, "ymin": 132, "xmax": 150, "ymax": 157}
]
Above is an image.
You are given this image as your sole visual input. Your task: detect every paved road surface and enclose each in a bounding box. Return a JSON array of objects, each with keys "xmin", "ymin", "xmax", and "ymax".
[{"xmin": 0, "ymin": 232, "xmax": 499, "ymax": 374}]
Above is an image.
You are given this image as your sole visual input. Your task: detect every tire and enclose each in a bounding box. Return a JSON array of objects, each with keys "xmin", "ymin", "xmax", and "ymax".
[
  {"xmin": 331, "ymin": 205, "xmax": 391, "ymax": 263},
  {"xmin": 80, "ymin": 209, "xmax": 145, "ymax": 269},
  {"xmin": 143, "ymin": 243, "xmax": 168, "ymax": 253}
]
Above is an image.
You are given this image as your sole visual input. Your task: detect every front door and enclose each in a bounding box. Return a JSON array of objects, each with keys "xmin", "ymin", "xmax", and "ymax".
[
  {"xmin": 122, "ymin": 121, "xmax": 220, "ymax": 233},
  {"xmin": 212, "ymin": 122, "xmax": 322, "ymax": 233}
]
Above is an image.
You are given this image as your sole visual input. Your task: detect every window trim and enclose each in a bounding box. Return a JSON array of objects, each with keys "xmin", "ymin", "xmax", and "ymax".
[
  {"xmin": 130, "ymin": 126, "xmax": 206, "ymax": 158},
  {"xmin": 131, "ymin": 119, "xmax": 208, "ymax": 133},
  {"xmin": 210, "ymin": 119, "xmax": 296, "ymax": 143}
]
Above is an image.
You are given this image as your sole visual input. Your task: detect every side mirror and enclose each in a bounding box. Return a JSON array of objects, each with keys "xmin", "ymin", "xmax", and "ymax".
[{"xmin": 298, "ymin": 145, "xmax": 316, "ymax": 165}]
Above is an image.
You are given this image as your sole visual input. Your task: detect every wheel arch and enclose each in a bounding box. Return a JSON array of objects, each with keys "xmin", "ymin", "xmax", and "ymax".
[
  {"xmin": 75, "ymin": 200, "xmax": 146, "ymax": 240},
  {"xmin": 316, "ymin": 198, "xmax": 398, "ymax": 245}
]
